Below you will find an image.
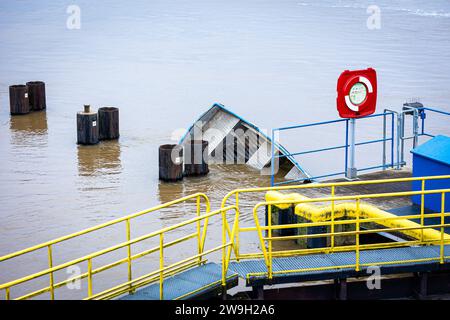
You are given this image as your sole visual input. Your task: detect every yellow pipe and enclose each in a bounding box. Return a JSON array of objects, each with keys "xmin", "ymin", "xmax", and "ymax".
[
  {"xmin": 222, "ymin": 175, "xmax": 450, "ymax": 208},
  {"xmin": 265, "ymin": 191, "xmax": 450, "ymax": 242}
]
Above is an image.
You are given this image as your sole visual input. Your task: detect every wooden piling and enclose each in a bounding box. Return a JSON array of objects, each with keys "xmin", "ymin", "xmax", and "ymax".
[
  {"xmin": 77, "ymin": 105, "xmax": 99, "ymax": 145},
  {"xmin": 9, "ymin": 85, "xmax": 30, "ymax": 115},
  {"xmin": 26, "ymin": 81, "xmax": 46, "ymax": 111},
  {"xmin": 98, "ymin": 107, "xmax": 119, "ymax": 140},
  {"xmin": 159, "ymin": 144, "xmax": 183, "ymax": 182},
  {"xmin": 184, "ymin": 140, "xmax": 209, "ymax": 176}
]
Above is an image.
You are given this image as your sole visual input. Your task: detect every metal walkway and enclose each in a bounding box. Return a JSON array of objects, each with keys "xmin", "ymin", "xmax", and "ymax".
[
  {"xmin": 229, "ymin": 245, "xmax": 450, "ymax": 287},
  {"xmin": 122, "ymin": 243, "xmax": 450, "ymax": 300},
  {"xmin": 1, "ymin": 175, "xmax": 449, "ymax": 300},
  {"xmin": 120, "ymin": 263, "xmax": 238, "ymax": 300}
]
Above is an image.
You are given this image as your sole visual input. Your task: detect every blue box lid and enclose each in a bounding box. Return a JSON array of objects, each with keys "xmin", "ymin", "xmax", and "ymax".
[{"xmin": 411, "ymin": 135, "xmax": 450, "ymax": 166}]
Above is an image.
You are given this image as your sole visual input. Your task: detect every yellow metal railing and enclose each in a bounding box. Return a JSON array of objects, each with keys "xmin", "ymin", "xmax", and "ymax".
[
  {"xmin": 221, "ymin": 175, "xmax": 450, "ymax": 260},
  {"xmin": 245, "ymin": 188, "xmax": 449, "ymax": 280},
  {"xmin": 0, "ymin": 193, "xmax": 216, "ymax": 300},
  {"xmin": 2, "ymin": 174, "xmax": 450, "ymax": 299}
]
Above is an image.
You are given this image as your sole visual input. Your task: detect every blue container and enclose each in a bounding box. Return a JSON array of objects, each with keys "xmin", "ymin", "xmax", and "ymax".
[{"xmin": 411, "ymin": 135, "xmax": 450, "ymax": 213}]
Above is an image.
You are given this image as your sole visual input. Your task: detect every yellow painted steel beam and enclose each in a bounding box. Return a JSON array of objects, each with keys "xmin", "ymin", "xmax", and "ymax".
[{"xmin": 221, "ymin": 175, "xmax": 450, "ymax": 208}]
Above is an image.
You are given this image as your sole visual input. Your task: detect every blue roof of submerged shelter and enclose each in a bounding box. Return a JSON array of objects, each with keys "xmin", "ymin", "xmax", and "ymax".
[{"xmin": 411, "ymin": 135, "xmax": 450, "ymax": 166}]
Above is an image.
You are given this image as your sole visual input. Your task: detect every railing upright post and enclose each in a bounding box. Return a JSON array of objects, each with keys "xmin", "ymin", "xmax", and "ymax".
[
  {"xmin": 235, "ymin": 193, "xmax": 240, "ymax": 261},
  {"xmin": 87, "ymin": 258, "xmax": 93, "ymax": 298},
  {"xmin": 125, "ymin": 219, "xmax": 133, "ymax": 293},
  {"xmin": 440, "ymin": 192, "xmax": 445, "ymax": 264},
  {"xmin": 391, "ymin": 112, "xmax": 395, "ymax": 168},
  {"xmin": 47, "ymin": 245, "xmax": 55, "ymax": 300},
  {"xmin": 421, "ymin": 180, "xmax": 425, "ymax": 242},
  {"xmin": 331, "ymin": 186, "xmax": 335, "ymax": 250},
  {"xmin": 159, "ymin": 233, "xmax": 164, "ymax": 300},
  {"xmin": 196, "ymin": 196, "xmax": 202, "ymax": 264},
  {"xmin": 5, "ymin": 288, "xmax": 10, "ymax": 300},
  {"xmin": 421, "ymin": 110, "xmax": 426, "ymax": 135},
  {"xmin": 413, "ymin": 109, "xmax": 419, "ymax": 148},
  {"xmin": 221, "ymin": 208, "xmax": 227, "ymax": 287},
  {"xmin": 396, "ymin": 114, "xmax": 402, "ymax": 169},
  {"xmin": 270, "ymin": 130, "xmax": 275, "ymax": 187},
  {"xmin": 355, "ymin": 199, "xmax": 360, "ymax": 272},
  {"xmin": 400, "ymin": 112, "xmax": 405, "ymax": 165},
  {"xmin": 382, "ymin": 112, "xmax": 387, "ymax": 169},
  {"xmin": 268, "ymin": 204, "xmax": 273, "ymax": 280}
]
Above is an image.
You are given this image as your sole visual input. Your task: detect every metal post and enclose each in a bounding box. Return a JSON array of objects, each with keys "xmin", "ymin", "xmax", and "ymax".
[
  {"xmin": 346, "ymin": 118, "xmax": 357, "ymax": 179},
  {"xmin": 331, "ymin": 186, "xmax": 335, "ymax": 250},
  {"xmin": 268, "ymin": 205, "xmax": 273, "ymax": 280},
  {"xmin": 87, "ymin": 258, "xmax": 93, "ymax": 297},
  {"xmin": 396, "ymin": 114, "xmax": 402, "ymax": 169},
  {"xmin": 355, "ymin": 199, "xmax": 360, "ymax": 272},
  {"xmin": 345, "ymin": 119, "xmax": 349, "ymax": 174},
  {"xmin": 48, "ymin": 245, "xmax": 55, "ymax": 300},
  {"xmin": 400, "ymin": 112, "xmax": 405, "ymax": 165},
  {"xmin": 196, "ymin": 196, "xmax": 201, "ymax": 264},
  {"xmin": 382, "ymin": 113, "xmax": 387, "ymax": 169},
  {"xmin": 159, "ymin": 233, "xmax": 164, "ymax": 300},
  {"xmin": 235, "ymin": 193, "xmax": 240, "ymax": 261},
  {"xmin": 413, "ymin": 109, "xmax": 419, "ymax": 148},
  {"xmin": 270, "ymin": 130, "xmax": 275, "ymax": 187},
  {"xmin": 126, "ymin": 219, "xmax": 133, "ymax": 293},
  {"xmin": 391, "ymin": 112, "xmax": 395, "ymax": 168},
  {"xmin": 440, "ymin": 192, "xmax": 445, "ymax": 264}
]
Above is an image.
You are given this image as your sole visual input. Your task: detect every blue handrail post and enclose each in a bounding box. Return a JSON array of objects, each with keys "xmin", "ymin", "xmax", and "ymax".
[
  {"xmin": 270, "ymin": 129, "xmax": 275, "ymax": 187},
  {"xmin": 383, "ymin": 112, "xmax": 387, "ymax": 169},
  {"xmin": 391, "ymin": 112, "xmax": 395, "ymax": 169}
]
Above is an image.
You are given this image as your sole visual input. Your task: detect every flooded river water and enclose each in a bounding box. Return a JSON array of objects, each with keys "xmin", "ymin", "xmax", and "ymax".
[{"xmin": 0, "ymin": 0, "xmax": 449, "ymax": 299}]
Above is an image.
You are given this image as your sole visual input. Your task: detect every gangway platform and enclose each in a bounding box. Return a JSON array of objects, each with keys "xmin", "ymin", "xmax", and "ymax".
[{"xmin": 229, "ymin": 245, "xmax": 450, "ymax": 287}]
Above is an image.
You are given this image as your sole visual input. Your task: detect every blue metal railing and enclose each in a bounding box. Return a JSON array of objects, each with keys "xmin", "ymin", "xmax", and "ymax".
[
  {"xmin": 398, "ymin": 106, "xmax": 450, "ymax": 166},
  {"xmin": 270, "ymin": 111, "xmax": 396, "ymax": 186},
  {"xmin": 419, "ymin": 107, "xmax": 450, "ymax": 138}
]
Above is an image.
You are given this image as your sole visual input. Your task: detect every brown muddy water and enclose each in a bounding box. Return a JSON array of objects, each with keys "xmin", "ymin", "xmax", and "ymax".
[{"xmin": 1, "ymin": 0, "xmax": 450, "ymax": 299}]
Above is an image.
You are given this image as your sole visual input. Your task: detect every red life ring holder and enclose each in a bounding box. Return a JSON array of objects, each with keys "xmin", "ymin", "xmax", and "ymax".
[{"xmin": 337, "ymin": 68, "xmax": 377, "ymax": 118}]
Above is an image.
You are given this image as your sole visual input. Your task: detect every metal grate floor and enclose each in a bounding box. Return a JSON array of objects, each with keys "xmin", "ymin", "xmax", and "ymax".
[
  {"xmin": 229, "ymin": 245, "xmax": 450, "ymax": 285},
  {"xmin": 120, "ymin": 262, "xmax": 238, "ymax": 300}
]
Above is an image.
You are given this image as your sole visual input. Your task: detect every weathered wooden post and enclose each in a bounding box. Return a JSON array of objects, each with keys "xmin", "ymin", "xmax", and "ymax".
[
  {"xmin": 184, "ymin": 140, "xmax": 209, "ymax": 176},
  {"xmin": 26, "ymin": 81, "xmax": 46, "ymax": 111},
  {"xmin": 159, "ymin": 144, "xmax": 183, "ymax": 182},
  {"xmin": 98, "ymin": 107, "xmax": 119, "ymax": 140},
  {"xmin": 77, "ymin": 104, "xmax": 99, "ymax": 145},
  {"xmin": 9, "ymin": 85, "xmax": 30, "ymax": 115}
]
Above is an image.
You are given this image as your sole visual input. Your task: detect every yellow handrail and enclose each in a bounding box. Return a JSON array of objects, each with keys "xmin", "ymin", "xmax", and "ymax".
[
  {"xmin": 0, "ymin": 193, "xmax": 212, "ymax": 300},
  {"xmin": 247, "ymin": 188, "xmax": 449, "ymax": 280},
  {"xmin": 2, "ymin": 174, "xmax": 450, "ymax": 300},
  {"xmin": 1, "ymin": 205, "xmax": 237, "ymax": 300},
  {"xmin": 221, "ymin": 175, "xmax": 450, "ymax": 260}
]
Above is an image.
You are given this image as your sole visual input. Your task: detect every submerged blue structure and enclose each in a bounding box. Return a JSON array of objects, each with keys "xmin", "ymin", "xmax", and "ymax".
[{"xmin": 411, "ymin": 135, "xmax": 450, "ymax": 213}]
